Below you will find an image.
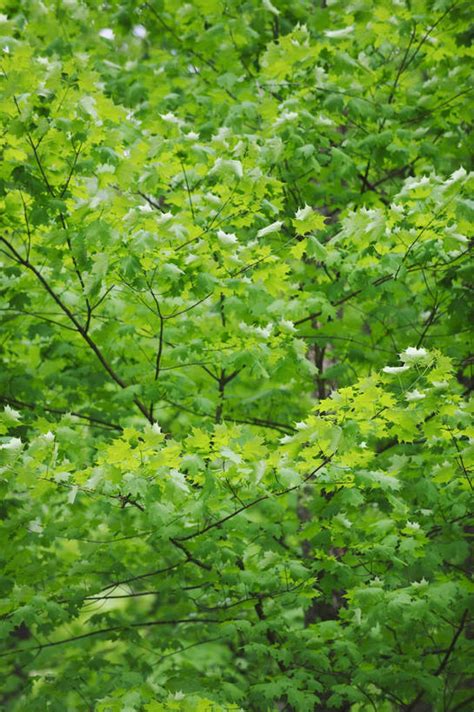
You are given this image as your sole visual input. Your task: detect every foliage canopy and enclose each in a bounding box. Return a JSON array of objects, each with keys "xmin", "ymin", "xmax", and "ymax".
[{"xmin": 0, "ymin": 0, "xmax": 473, "ymax": 710}]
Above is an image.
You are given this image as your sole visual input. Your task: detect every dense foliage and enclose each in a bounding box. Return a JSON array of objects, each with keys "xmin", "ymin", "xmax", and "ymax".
[{"xmin": 0, "ymin": 1, "xmax": 473, "ymax": 710}]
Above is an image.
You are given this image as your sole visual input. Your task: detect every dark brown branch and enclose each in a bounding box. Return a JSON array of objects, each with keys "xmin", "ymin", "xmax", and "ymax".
[
  {"xmin": 226, "ymin": 415, "xmax": 295, "ymax": 434},
  {"xmin": 402, "ymin": 1, "xmax": 460, "ymax": 76},
  {"xmin": 0, "ymin": 236, "xmax": 152, "ymax": 423},
  {"xmin": 12, "ymin": 101, "xmax": 93, "ymax": 331},
  {"xmin": 404, "ymin": 609, "xmax": 469, "ymax": 712},
  {"xmin": 2, "ymin": 617, "xmax": 236, "ymax": 659},
  {"xmin": 294, "ymin": 273, "xmax": 394, "ymax": 327},
  {"xmin": 176, "ymin": 456, "xmax": 331, "ymax": 543},
  {"xmin": 387, "ymin": 23, "xmax": 417, "ymax": 105},
  {"xmin": 60, "ymin": 140, "xmax": 83, "ymax": 198},
  {"xmin": 137, "ymin": 191, "xmax": 166, "ymax": 213},
  {"xmin": 101, "ymin": 561, "xmax": 183, "ymax": 592},
  {"xmin": 180, "ymin": 158, "xmax": 195, "ymax": 221},
  {"xmin": 170, "ymin": 538, "xmax": 212, "ymax": 571},
  {"xmin": 0, "ymin": 395, "xmax": 122, "ymax": 432}
]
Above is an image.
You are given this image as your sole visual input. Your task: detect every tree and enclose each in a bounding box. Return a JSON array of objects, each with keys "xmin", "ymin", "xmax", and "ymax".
[{"xmin": 0, "ymin": 1, "xmax": 472, "ymax": 710}]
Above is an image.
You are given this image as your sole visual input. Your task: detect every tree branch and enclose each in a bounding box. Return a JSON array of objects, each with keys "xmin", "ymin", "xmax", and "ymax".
[
  {"xmin": 0, "ymin": 236, "xmax": 153, "ymax": 422},
  {"xmin": 0, "ymin": 395, "xmax": 122, "ymax": 432},
  {"xmin": 2, "ymin": 617, "xmax": 236, "ymax": 659}
]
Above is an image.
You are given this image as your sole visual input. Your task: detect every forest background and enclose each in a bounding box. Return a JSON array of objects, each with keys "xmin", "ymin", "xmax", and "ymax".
[{"xmin": 0, "ymin": 1, "xmax": 473, "ymax": 710}]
